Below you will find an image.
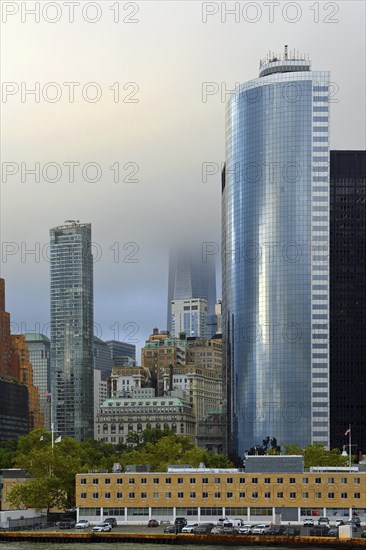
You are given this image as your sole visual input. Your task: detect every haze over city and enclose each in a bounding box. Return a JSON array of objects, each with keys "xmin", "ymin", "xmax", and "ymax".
[{"xmin": 1, "ymin": 1, "xmax": 365, "ymax": 358}]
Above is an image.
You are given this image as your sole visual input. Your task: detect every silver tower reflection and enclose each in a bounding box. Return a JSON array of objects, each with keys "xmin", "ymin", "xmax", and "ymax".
[
  {"xmin": 50, "ymin": 221, "xmax": 94, "ymax": 440},
  {"xmin": 222, "ymin": 48, "xmax": 330, "ymax": 458}
]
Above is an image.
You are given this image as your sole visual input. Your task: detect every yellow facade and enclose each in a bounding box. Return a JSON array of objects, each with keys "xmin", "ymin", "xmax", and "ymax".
[
  {"xmin": 76, "ymin": 469, "xmax": 366, "ymax": 522},
  {"xmin": 0, "ymin": 472, "xmax": 28, "ymax": 510}
]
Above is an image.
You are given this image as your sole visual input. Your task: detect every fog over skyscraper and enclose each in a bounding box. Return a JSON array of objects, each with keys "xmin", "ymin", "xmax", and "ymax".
[
  {"xmin": 50, "ymin": 221, "xmax": 94, "ymax": 440},
  {"xmin": 167, "ymin": 247, "xmax": 216, "ymax": 333},
  {"xmin": 222, "ymin": 47, "xmax": 330, "ymax": 458}
]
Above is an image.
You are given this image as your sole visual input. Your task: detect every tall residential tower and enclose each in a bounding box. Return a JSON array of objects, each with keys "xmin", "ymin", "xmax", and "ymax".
[
  {"xmin": 222, "ymin": 48, "xmax": 330, "ymax": 458},
  {"xmin": 50, "ymin": 221, "xmax": 94, "ymax": 440}
]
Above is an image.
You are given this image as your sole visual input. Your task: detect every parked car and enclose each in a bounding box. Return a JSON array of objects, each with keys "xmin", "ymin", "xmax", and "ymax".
[
  {"xmin": 217, "ymin": 517, "xmax": 228, "ymax": 525},
  {"xmin": 181, "ymin": 523, "xmax": 198, "ymax": 533},
  {"xmin": 59, "ymin": 517, "xmax": 76, "ymax": 529},
  {"xmin": 210, "ymin": 526, "xmax": 224, "ymax": 534},
  {"xmin": 335, "ymin": 520, "xmax": 344, "ymax": 527},
  {"xmin": 360, "ymin": 530, "xmax": 366, "ymax": 538},
  {"xmin": 238, "ymin": 524, "xmax": 253, "ymax": 534},
  {"xmin": 345, "ymin": 520, "xmax": 358, "ymax": 531},
  {"xmin": 251, "ymin": 523, "xmax": 271, "ymax": 535},
  {"xmin": 222, "ymin": 527, "xmax": 239, "ymax": 535},
  {"xmin": 75, "ymin": 520, "xmax": 90, "ymax": 529},
  {"xmin": 303, "ymin": 518, "xmax": 314, "ymax": 527},
  {"xmin": 223, "ymin": 519, "xmax": 242, "ymax": 528},
  {"xmin": 267, "ymin": 525, "xmax": 286, "ymax": 536},
  {"xmin": 193, "ymin": 523, "xmax": 214, "ymax": 534},
  {"xmin": 318, "ymin": 517, "xmax": 330, "ymax": 526},
  {"xmin": 59, "ymin": 520, "xmax": 74, "ymax": 530},
  {"xmin": 327, "ymin": 529, "xmax": 338, "ymax": 537},
  {"xmin": 350, "ymin": 516, "xmax": 361, "ymax": 527},
  {"xmin": 175, "ymin": 517, "xmax": 187, "ymax": 526},
  {"xmin": 164, "ymin": 524, "xmax": 179, "ymax": 533},
  {"xmin": 147, "ymin": 519, "xmax": 159, "ymax": 527},
  {"xmin": 282, "ymin": 526, "xmax": 300, "ymax": 536},
  {"xmin": 92, "ymin": 522, "xmax": 112, "ymax": 532},
  {"xmin": 310, "ymin": 525, "xmax": 330, "ymax": 536},
  {"xmin": 104, "ymin": 517, "xmax": 117, "ymax": 528}
]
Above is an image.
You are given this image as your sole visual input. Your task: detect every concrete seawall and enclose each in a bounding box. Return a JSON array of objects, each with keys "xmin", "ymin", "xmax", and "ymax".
[{"xmin": 0, "ymin": 531, "xmax": 366, "ymax": 546}]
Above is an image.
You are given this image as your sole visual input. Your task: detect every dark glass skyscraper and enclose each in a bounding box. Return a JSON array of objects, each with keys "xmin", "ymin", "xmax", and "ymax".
[
  {"xmin": 167, "ymin": 247, "xmax": 216, "ymax": 333},
  {"xmin": 24, "ymin": 333, "xmax": 51, "ymax": 429},
  {"xmin": 94, "ymin": 336, "xmax": 114, "ymax": 380},
  {"xmin": 50, "ymin": 221, "xmax": 94, "ymax": 440},
  {"xmin": 330, "ymin": 150, "xmax": 366, "ymax": 453},
  {"xmin": 105, "ymin": 340, "xmax": 136, "ymax": 365},
  {"xmin": 223, "ymin": 49, "xmax": 330, "ymax": 459}
]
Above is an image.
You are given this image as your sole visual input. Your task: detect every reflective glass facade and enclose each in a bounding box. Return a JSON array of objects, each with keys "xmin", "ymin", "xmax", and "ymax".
[
  {"xmin": 0, "ymin": 380, "xmax": 28, "ymax": 440},
  {"xmin": 50, "ymin": 222, "xmax": 94, "ymax": 440},
  {"xmin": 222, "ymin": 57, "xmax": 330, "ymax": 458},
  {"xmin": 24, "ymin": 333, "xmax": 51, "ymax": 429}
]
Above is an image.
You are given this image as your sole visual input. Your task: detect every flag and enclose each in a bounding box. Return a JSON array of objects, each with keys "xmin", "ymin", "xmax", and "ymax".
[
  {"xmin": 55, "ymin": 436, "xmax": 62, "ymax": 443},
  {"xmin": 345, "ymin": 428, "xmax": 351, "ymax": 436}
]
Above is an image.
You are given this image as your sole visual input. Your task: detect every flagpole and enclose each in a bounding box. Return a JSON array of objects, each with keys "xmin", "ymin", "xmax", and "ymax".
[
  {"xmin": 51, "ymin": 422, "xmax": 54, "ymax": 450},
  {"xmin": 348, "ymin": 424, "xmax": 351, "ymax": 472}
]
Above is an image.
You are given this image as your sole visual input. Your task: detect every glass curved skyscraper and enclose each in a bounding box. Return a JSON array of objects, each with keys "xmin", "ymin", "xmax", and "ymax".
[{"xmin": 222, "ymin": 49, "xmax": 330, "ymax": 458}]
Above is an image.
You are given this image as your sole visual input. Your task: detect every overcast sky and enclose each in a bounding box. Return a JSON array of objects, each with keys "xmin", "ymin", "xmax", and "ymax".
[{"xmin": 1, "ymin": 1, "xmax": 365, "ymax": 358}]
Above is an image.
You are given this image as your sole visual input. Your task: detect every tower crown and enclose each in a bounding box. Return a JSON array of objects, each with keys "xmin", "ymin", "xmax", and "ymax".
[{"xmin": 259, "ymin": 45, "xmax": 310, "ymax": 77}]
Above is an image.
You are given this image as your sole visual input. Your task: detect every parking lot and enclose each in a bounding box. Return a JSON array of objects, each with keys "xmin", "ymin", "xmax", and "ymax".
[{"xmin": 43, "ymin": 520, "xmax": 365, "ymax": 538}]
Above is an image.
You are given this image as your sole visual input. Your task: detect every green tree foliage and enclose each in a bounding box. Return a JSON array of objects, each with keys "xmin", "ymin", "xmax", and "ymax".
[
  {"xmin": 8, "ymin": 430, "xmax": 84, "ymax": 513},
  {"xmin": 284, "ymin": 443, "xmax": 349, "ymax": 468},
  {"xmin": 6, "ymin": 427, "xmax": 233, "ymax": 511},
  {"xmin": 142, "ymin": 427, "xmax": 175, "ymax": 447},
  {"xmin": 7, "ymin": 475, "xmax": 67, "ymax": 513},
  {"xmin": 304, "ymin": 444, "xmax": 349, "ymax": 468},
  {"xmin": 283, "ymin": 443, "xmax": 303, "ymax": 455},
  {"xmin": 78, "ymin": 438, "xmax": 121, "ymax": 472},
  {"xmin": 120, "ymin": 433, "xmax": 232, "ymax": 471},
  {"xmin": 0, "ymin": 439, "xmax": 18, "ymax": 469}
]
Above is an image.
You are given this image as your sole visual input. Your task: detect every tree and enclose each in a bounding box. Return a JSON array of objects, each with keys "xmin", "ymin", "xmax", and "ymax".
[
  {"xmin": 78, "ymin": 438, "xmax": 121, "ymax": 471},
  {"xmin": 8, "ymin": 431, "xmax": 84, "ymax": 515},
  {"xmin": 0, "ymin": 439, "xmax": 18, "ymax": 469},
  {"xmin": 7, "ymin": 475, "xmax": 67, "ymax": 513},
  {"xmin": 119, "ymin": 432, "xmax": 233, "ymax": 471},
  {"xmin": 303, "ymin": 444, "xmax": 348, "ymax": 469},
  {"xmin": 284, "ymin": 443, "xmax": 303, "ymax": 455},
  {"xmin": 283, "ymin": 442, "xmax": 349, "ymax": 468},
  {"xmin": 142, "ymin": 427, "xmax": 175, "ymax": 446}
]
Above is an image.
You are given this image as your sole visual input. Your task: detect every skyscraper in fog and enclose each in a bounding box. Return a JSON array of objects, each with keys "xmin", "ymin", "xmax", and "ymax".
[
  {"xmin": 222, "ymin": 47, "xmax": 330, "ymax": 458},
  {"xmin": 50, "ymin": 221, "xmax": 94, "ymax": 440},
  {"xmin": 167, "ymin": 247, "xmax": 216, "ymax": 333}
]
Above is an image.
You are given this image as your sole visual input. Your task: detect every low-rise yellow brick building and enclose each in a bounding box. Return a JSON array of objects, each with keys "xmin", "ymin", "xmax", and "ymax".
[{"xmin": 75, "ymin": 460, "xmax": 366, "ymax": 525}]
